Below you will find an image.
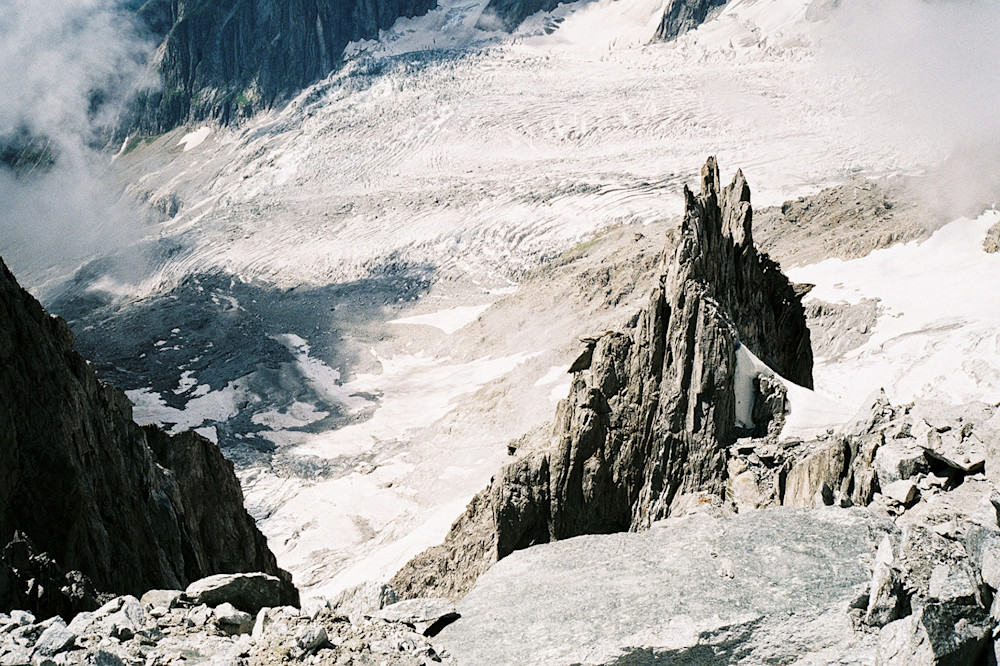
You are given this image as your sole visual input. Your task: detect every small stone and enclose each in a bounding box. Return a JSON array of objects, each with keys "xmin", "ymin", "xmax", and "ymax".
[
  {"xmin": 214, "ymin": 603, "xmax": 253, "ymax": 636},
  {"xmin": 139, "ymin": 590, "xmax": 182, "ymax": 612},
  {"xmin": 186, "ymin": 605, "xmax": 212, "ymax": 628},
  {"xmin": 865, "ymin": 536, "xmax": 902, "ymax": 628},
  {"xmin": 296, "ymin": 625, "xmax": 328, "ymax": 653},
  {"xmin": 882, "ymin": 479, "xmax": 917, "ymax": 505}
]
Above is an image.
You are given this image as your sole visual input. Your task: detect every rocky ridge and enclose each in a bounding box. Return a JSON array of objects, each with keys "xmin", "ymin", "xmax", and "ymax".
[
  {"xmin": 433, "ymin": 395, "xmax": 1000, "ymax": 664},
  {"xmin": 389, "ymin": 158, "xmax": 1000, "ymax": 663},
  {"xmin": 654, "ymin": 0, "xmax": 729, "ymax": 42},
  {"xmin": 0, "ymin": 257, "xmax": 296, "ymax": 619},
  {"xmin": 127, "ymin": 0, "xmax": 437, "ymax": 133},
  {"xmin": 392, "ymin": 157, "xmax": 814, "ymax": 599}
]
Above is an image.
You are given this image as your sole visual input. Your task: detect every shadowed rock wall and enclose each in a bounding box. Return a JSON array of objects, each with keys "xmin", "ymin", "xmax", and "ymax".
[{"xmin": 0, "ymin": 257, "xmax": 296, "ymax": 618}]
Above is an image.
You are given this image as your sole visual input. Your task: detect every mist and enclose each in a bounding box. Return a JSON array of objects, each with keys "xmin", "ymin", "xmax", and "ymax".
[
  {"xmin": 818, "ymin": 0, "xmax": 1000, "ymax": 220},
  {"xmin": 0, "ymin": 0, "xmax": 154, "ymax": 292}
]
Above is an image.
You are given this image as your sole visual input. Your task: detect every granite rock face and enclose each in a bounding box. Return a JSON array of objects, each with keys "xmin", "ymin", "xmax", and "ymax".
[
  {"xmin": 654, "ymin": 0, "xmax": 729, "ymax": 42},
  {"xmin": 128, "ymin": 0, "xmax": 437, "ymax": 133},
  {"xmin": 393, "ymin": 158, "xmax": 813, "ymax": 598},
  {"xmin": 0, "ymin": 257, "xmax": 296, "ymax": 618},
  {"xmin": 435, "ymin": 508, "xmax": 892, "ymax": 665},
  {"xmin": 495, "ymin": 157, "xmax": 813, "ymax": 545}
]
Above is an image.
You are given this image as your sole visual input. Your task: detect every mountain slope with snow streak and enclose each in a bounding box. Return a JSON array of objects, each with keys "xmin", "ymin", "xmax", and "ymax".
[{"xmin": 33, "ymin": 0, "xmax": 989, "ymax": 601}]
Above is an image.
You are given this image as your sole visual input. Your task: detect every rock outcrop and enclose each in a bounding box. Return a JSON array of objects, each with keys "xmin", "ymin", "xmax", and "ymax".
[
  {"xmin": 128, "ymin": 0, "xmax": 437, "ymax": 133},
  {"xmin": 392, "ymin": 158, "xmax": 813, "ymax": 599},
  {"xmin": 436, "ymin": 508, "xmax": 893, "ymax": 665},
  {"xmin": 476, "ymin": 0, "xmax": 563, "ymax": 31},
  {"xmin": 0, "ymin": 257, "xmax": 296, "ymax": 619},
  {"xmin": 0, "ymin": 576, "xmax": 451, "ymax": 665},
  {"xmin": 654, "ymin": 0, "xmax": 728, "ymax": 42},
  {"xmin": 985, "ymin": 220, "xmax": 1000, "ymax": 253}
]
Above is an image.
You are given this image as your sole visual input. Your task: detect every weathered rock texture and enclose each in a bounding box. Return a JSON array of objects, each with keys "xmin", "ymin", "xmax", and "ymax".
[
  {"xmin": 477, "ymin": 0, "xmax": 562, "ymax": 31},
  {"xmin": 128, "ymin": 0, "xmax": 437, "ymax": 133},
  {"xmin": 435, "ymin": 508, "xmax": 892, "ymax": 665},
  {"xmin": 393, "ymin": 158, "xmax": 813, "ymax": 599},
  {"xmin": 0, "ymin": 580, "xmax": 451, "ymax": 665},
  {"xmin": 0, "ymin": 257, "xmax": 296, "ymax": 619},
  {"xmin": 654, "ymin": 0, "xmax": 728, "ymax": 42},
  {"xmin": 984, "ymin": 220, "xmax": 1000, "ymax": 253}
]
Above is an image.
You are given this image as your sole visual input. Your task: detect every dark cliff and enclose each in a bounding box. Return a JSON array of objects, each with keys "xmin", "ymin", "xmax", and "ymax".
[
  {"xmin": 654, "ymin": 0, "xmax": 728, "ymax": 41},
  {"xmin": 392, "ymin": 158, "xmax": 813, "ymax": 600},
  {"xmin": 476, "ymin": 0, "xmax": 562, "ymax": 31},
  {"xmin": 128, "ymin": 0, "xmax": 437, "ymax": 133},
  {"xmin": 0, "ymin": 257, "xmax": 297, "ymax": 619}
]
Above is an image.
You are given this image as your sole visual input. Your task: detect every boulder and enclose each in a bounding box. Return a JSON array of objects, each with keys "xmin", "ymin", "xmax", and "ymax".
[
  {"xmin": 32, "ymin": 619, "xmax": 75, "ymax": 657},
  {"xmin": 883, "ymin": 480, "xmax": 918, "ymax": 506},
  {"xmin": 369, "ymin": 598, "xmax": 459, "ymax": 636},
  {"xmin": 922, "ymin": 428, "xmax": 986, "ymax": 474},
  {"xmin": 296, "ymin": 625, "xmax": 328, "ymax": 653},
  {"xmin": 326, "ymin": 582, "xmax": 399, "ymax": 623},
  {"xmin": 139, "ymin": 590, "xmax": 181, "ymax": 612},
  {"xmin": 435, "ymin": 508, "xmax": 892, "ymax": 665},
  {"xmin": 875, "ymin": 444, "xmax": 929, "ymax": 486},
  {"xmin": 213, "ymin": 603, "xmax": 252, "ymax": 636},
  {"xmin": 184, "ymin": 573, "xmax": 283, "ymax": 615}
]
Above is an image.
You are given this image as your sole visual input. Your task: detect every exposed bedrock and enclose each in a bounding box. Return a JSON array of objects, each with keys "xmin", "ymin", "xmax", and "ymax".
[
  {"xmin": 477, "ymin": 0, "xmax": 564, "ymax": 31},
  {"xmin": 392, "ymin": 157, "xmax": 814, "ymax": 599},
  {"xmin": 0, "ymin": 257, "xmax": 297, "ymax": 619},
  {"xmin": 127, "ymin": 0, "xmax": 437, "ymax": 133},
  {"xmin": 654, "ymin": 0, "xmax": 729, "ymax": 42}
]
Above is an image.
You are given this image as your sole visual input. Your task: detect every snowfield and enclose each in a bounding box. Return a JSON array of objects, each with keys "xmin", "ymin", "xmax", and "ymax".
[{"xmin": 38, "ymin": 0, "xmax": 993, "ymax": 600}]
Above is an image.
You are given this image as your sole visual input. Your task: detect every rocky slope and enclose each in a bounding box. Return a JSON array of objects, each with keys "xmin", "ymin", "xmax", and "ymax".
[
  {"xmin": 0, "ymin": 572, "xmax": 453, "ymax": 665},
  {"xmin": 435, "ymin": 395, "xmax": 1000, "ymax": 664},
  {"xmin": 128, "ymin": 0, "xmax": 437, "ymax": 133},
  {"xmin": 654, "ymin": 0, "xmax": 728, "ymax": 41},
  {"xmin": 392, "ymin": 157, "xmax": 814, "ymax": 599},
  {"xmin": 0, "ymin": 257, "xmax": 296, "ymax": 619}
]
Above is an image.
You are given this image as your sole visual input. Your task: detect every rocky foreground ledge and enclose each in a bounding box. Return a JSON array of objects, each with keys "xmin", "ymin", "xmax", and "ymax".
[{"xmin": 0, "ymin": 573, "xmax": 456, "ymax": 665}]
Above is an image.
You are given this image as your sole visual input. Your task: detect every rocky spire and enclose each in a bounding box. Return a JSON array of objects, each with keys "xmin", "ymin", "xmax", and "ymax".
[{"xmin": 393, "ymin": 158, "xmax": 814, "ymax": 599}]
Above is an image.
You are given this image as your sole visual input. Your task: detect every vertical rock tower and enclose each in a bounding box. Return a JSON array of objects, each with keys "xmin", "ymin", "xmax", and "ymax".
[{"xmin": 394, "ymin": 158, "xmax": 814, "ymax": 599}]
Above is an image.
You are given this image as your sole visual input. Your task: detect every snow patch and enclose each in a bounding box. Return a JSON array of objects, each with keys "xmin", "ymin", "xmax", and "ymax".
[
  {"xmin": 388, "ymin": 304, "xmax": 490, "ymax": 335},
  {"xmin": 178, "ymin": 127, "xmax": 211, "ymax": 152},
  {"xmin": 789, "ymin": 211, "xmax": 1000, "ymax": 408}
]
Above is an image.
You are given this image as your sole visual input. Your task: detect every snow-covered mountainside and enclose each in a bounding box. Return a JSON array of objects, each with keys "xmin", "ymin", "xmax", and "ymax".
[{"xmin": 13, "ymin": 0, "xmax": 996, "ymax": 604}]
